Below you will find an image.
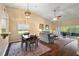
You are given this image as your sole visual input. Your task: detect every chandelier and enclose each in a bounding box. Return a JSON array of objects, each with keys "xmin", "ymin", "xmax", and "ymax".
[{"xmin": 25, "ymin": 3, "xmax": 31, "ymax": 18}]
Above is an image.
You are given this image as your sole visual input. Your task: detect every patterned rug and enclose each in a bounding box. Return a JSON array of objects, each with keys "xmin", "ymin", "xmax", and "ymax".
[
  {"xmin": 8, "ymin": 42, "xmax": 51, "ymax": 56},
  {"xmin": 54, "ymin": 37, "xmax": 74, "ymax": 48}
]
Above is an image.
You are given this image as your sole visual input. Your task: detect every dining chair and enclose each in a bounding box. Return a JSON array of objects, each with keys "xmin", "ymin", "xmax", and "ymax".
[
  {"xmin": 21, "ymin": 33, "xmax": 30, "ymax": 50},
  {"xmin": 28, "ymin": 35, "xmax": 39, "ymax": 51}
]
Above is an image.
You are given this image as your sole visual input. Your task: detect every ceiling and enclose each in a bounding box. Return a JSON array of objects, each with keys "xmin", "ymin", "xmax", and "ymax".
[{"xmin": 4, "ymin": 3, "xmax": 79, "ymax": 21}]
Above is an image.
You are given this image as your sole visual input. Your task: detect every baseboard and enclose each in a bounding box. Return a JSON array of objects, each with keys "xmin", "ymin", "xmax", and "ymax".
[
  {"xmin": 10, "ymin": 41, "xmax": 21, "ymax": 43},
  {"xmin": 4, "ymin": 43, "xmax": 11, "ymax": 56},
  {"xmin": 39, "ymin": 40, "xmax": 53, "ymax": 44},
  {"xmin": 9, "ymin": 40, "xmax": 21, "ymax": 43}
]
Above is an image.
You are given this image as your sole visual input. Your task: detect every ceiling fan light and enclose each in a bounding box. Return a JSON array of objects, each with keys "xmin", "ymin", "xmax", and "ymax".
[
  {"xmin": 53, "ymin": 16, "xmax": 61, "ymax": 21},
  {"xmin": 53, "ymin": 17, "xmax": 57, "ymax": 21}
]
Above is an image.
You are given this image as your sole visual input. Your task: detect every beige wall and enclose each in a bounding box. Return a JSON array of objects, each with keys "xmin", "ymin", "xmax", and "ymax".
[{"xmin": 6, "ymin": 6, "xmax": 52, "ymax": 42}]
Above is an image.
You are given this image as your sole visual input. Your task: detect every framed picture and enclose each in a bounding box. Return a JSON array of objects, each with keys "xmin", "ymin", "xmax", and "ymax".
[
  {"xmin": 39, "ymin": 24, "xmax": 44, "ymax": 30},
  {"xmin": 45, "ymin": 25, "xmax": 49, "ymax": 30}
]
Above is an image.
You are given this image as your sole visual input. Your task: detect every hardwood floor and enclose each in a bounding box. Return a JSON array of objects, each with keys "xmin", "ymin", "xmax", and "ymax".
[
  {"xmin": 6, "ymin": 37, "xmax": 77, "ymax": 56},
  {"xmin": 41, "ymin": 38, "xmax": 77, "ymax": 56},
  {"xmin": 61, "ymin": 40, "xmax": 77, "ymax": 56}
]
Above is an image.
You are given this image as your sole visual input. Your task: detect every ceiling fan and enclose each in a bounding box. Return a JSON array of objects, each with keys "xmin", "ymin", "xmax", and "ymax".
[{"xmin": 53, "ymin": 6, "xmax": 61, "ymax": 21}]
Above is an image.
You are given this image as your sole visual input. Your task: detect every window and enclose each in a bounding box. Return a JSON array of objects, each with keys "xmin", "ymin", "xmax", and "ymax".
[
  {"xmin": 18, "ymin": 24, "xmax": 30, "ymax": 35},
  {"xmin": 61, "ymin": 25, "xmax": 79, "ymax": 33},
  {"xmin": 61, "ymin": 26, "xmax": 70, "ymax": 32}
]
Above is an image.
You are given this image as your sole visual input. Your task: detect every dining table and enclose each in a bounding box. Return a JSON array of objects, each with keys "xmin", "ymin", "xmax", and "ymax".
[{"xmin": 22, "ymin": 35, "xmax": 39, "ymax": 51}]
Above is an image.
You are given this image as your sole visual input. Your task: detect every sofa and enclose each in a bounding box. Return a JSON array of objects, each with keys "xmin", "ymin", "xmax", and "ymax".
[{"xmin": 39, "ymin": 31, "xmax": 56, "ymax": 43}]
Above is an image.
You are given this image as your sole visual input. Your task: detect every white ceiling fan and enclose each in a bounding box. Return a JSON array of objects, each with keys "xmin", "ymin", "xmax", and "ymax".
[{"xmin": 53, "ymin": 6, "xmax": 62, "ymax": 21}]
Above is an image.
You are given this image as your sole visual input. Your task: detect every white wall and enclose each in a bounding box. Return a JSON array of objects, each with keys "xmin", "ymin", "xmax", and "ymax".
[
  {"xmin": 0, "ymin": 37, "xmax": 9, "ymax": 56},
  {"xmin": 0, "ymin": 4, "xmax": 9, "ymax": 56}
]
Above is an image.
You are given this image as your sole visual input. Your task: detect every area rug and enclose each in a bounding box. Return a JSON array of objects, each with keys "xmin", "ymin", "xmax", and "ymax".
[
  {"xmin": 8, "ymin": 42, "xmax": 51, "ymax": 56},
  {"xmin": 54, "ymin": 37, "xmax": 74, "ymax": 48}
]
